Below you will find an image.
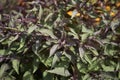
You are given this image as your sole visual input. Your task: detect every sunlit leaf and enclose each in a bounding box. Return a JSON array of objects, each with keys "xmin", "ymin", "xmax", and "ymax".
[
  {"xmin": 47, "ymin": 67, "xmax": 70, "ymax": 77},
  {"xmin": 119, "ymin": 72, "xmax": 120, "ymax": 79},
  {"xmin": 82, "ymin": 26, "xmax": 93, "ymax": 34},
  {"xmin": 37, "ymin": 5, "xmax": 43, "ymax": 20},
  {"xmin": 88, "ymin": 46, "xmax": 99, "ymax": 56},
  {"xmin": 27, "ymin": 25, "xmax": 38, "ymax": 34},
  {"xmin": 63, "ymin": 51, "xmax": 76, "ymax": 63},
  {"xmin": 12, "ymin": 59, "xmax": 20, "ymax": 74},
  {"xmin": 52, "ymin": 52, "xmax": 61, "ymax": 68},
  {"xmin": 44, "ymin": 13, "xmax": 53, "ymax": 22},
  {"xmin": 116, "ymin": 62, "xmax": 120, "ymax": 71},
  {"xmin": 8, "ymin": 35, "xmax": 19, "ymax": 47},
  {"xmin": 17, "ymin": 37, "xmax": 26, "ymax": 51},
  {"xmin": 68, "ymin": 28, "xmax": 79, "ymax": 39},
  {"xmin": 79, "ymin": 46, "xmax": 85, "ymax": 58},
  {"xmin": 84, "ymin": 54, "xmax": 92, "ymax": 64},
  {"xmin": 0, "ymin": 64, "xmax": 9, "ymax": 78},
  {"xmin": 101, "ymin": 64, "xmax": 114, "ymax": 71},
  {"xmin": 0, "ymin": 49, "xmax": 5, "ymax": 55},
  {"xmin": 80, "ymin": 33, "xmax": 89, "ymax": 42},
  {"xmin": 82, "ymin": 74, "xmax": 91, "ymax": 80},
  {"xmin": 89, "ymin": 0, "xmax": 97, "ymax": 4},
  {"xmin": 38, "ymin": 29, "xmax": 57, "ymax": 39},
  {"xmin": 0, "ymin": 14, "xmax": 1, "ymax": 20},
  {"xmin": 49, "ymin": 44, "xmax": 59, "ymax": 57}
]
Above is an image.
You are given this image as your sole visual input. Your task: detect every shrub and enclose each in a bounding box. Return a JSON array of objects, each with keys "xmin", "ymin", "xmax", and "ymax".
[{"xmin": 0, "ymin": 0, "xmax": 120, "ymax": 80}]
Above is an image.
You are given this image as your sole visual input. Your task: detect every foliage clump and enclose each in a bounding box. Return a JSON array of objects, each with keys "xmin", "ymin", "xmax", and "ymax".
[{"xmin": 0, "ymin": 0, "xmax": 120, "ymax": 80}]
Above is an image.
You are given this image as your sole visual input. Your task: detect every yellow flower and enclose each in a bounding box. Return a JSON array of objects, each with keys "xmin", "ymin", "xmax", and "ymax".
[
  {"xmin": 94, "ymin": 17, "xmax": 101, "ymax": 22},
  {"xmin": 110, "ymin": 12, "xmax": 116, "ymax": 17},
  {"xmin": 116, "ymin": 2, "xmax": 120, "ymax": 7},
  {"xmin": 67, "ymin": 10, "xmax": 80, "ymax": 17},
  {"xmin": 105, "ymin": 6, "xmax": 111, "ymax": 11}
]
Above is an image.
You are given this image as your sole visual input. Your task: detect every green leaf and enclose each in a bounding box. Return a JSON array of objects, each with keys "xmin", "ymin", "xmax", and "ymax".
[
  {"xmin": 71, "ymin": 0, "xmax": 76, "ymax": 5},
  {"xmin": 38, "ymin": 29, "xmax": 57, "ymax": 39},
  {"xmin": 68, "ymin": 28, "xmax": 79, "ymax": 39},
  {"xmin": 32, "ymin": 6, "xmax": 38, "ymax": 12},
  {"xmin": 119, "ymin": 72, "xmax": 120, "ymax": 79},
  {"xmin": 80, "ymin": 33, "xmax": 89, "ymax": 42},
  {"xmin": 3, "ymin": 75, "xmax": 15, "ymax": 80},
  {"xmin": 88, "ymin": 46, "xmax": 99, "ymax": 56},
  {"xmin": 82, "ymin": 74, "xmax": 91, "ymax": 80},
  {"xmin": 116, "ymin": 62, "xmax": 120, "ymax": 71},
  {"xmin": 101, "ymin": 64, "xmax": 114, "ymax": 71},
  {"xmin": 43, "ymin": 71, "xmax": 54, "ymax": 80},
  {"xmin": 12, "ymin": 59, "xmax": 20, "ymax": 74},
  {"xmin": 37, "ymin": 5, "xmax": 43, "ymax": 20},
  {"xmin": 0, "ymin": 64, "xmax": 9, "ymax": 78},
  {"xmin": 104, "ymin": 44, "xmax": 117, "ymax": 56},
  {"xmin": 88, "ymin": 60, "xmax": 100, "ymax": 71},
  {"xmin": 17, "ymin": 37, "xmax": 26, "ymax": 51},
  {"xmin": 44, "ymin": 13, "xmax": 53, "ymax": 22},
  {"xmin": 11, "ymin": 35, "xmax": 19, "ymax": 42},
  {"xmin": 84, "ymin": 54, "xmax": 92, "ymax": 64},
  {"xmin": 52, "ymin": 52, "xmax": 61, "ymax": 68},
  {"xmin": 79, "ymin": 47, "xmax": 85, "ymax": 58},
  {"xmin": 82, "ymin": 26, "xmax": 93, "ymax": 34},
  {"xmin": 0, "ymin": 14, "xmax": 1, "ymax": 20},
  {"xmin": 89, "ymin": 0, "xmax": 97, "ymax": 5},
  {"xmin": 27, "ymin": 25, "xmax": 38, "ymax": 34},
  {"xmin": 0, "ymin": 37, "xmax": 8, "ymax": 42},
  {"xmin": 0, "ymin": 49, "xmax": 5, "ymax": 55},
  {"xmin": 49, "ymin": 44, "xmax": 59, "ymax": 57},
  {"xmin": 47, "ymin": 67, "xmax": 70, "ymax": 77},
  {"xmin": 63, "ymin": 51, "xmax": 76, "ymax": 63},
  {"xmin": 23, "ymin": 71, "xmax": 34, "ymax": 80},
  {"xmin": 32, "ymin": 40, "xmax": 40, "ymax": 54},
  {"xmin": 32, "ymin": 58, "xmax": 39, "ymax": 73},
  {"xmin": 8, "ymin": 35, "xmax": 19, "ymax": 47},
  {"xmin": 63, "ymin": 51, "xmax": 71, "ymax": 61},
  {"xmin": 111, "ymin": 19, "xmax": 119, "ymax": 34}
]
